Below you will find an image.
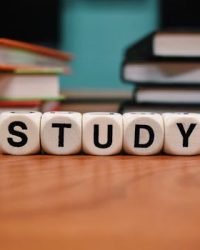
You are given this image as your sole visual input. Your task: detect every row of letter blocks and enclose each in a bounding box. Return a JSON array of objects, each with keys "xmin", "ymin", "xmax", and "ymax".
[{"xmin": 0, "ymin": 111, "xmax": 199, "ymax": 156}]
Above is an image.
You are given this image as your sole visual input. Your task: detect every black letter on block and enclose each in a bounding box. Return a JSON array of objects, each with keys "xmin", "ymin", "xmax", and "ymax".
[
  {"xmin": 7, "ymin": 121, "xmax": 28, "ymax": 147},
  {"xmin": 134, "ymin": 125, "xmax": 154, "ymax": 148},
  {"xmin": 176, "ymin": 123, "xmax": 196, "ymax": 147},
  {"xmin": 52, "ymin": 123, "xmax": 72, "ymax": 147},
  {"xmin": 94, "ymin": 124, "xmax": 113, "ymax": 148}
]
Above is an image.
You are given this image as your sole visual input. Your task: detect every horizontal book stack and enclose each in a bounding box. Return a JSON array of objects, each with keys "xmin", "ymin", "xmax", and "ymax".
[
  {"xmin": 0, "ymin": 39, "xmax": 72, "ymax": 112},
  {"xmin": 121, "ymin": 31, "xmax": 200, "ymax": 113}
]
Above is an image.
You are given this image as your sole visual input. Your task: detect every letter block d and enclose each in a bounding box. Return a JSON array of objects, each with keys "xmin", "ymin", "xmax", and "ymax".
[
  {"xmin": 83, "ymin": 112, "xmax": 123, "ymax": 155},
  {"xmin": 41, "ymin": 112, "xmax": 82, "ymax": 155},
  {"xmin": 0, "ymin": 112, "xmax": 42, "ymax": 155},
  {"xmin": 163, "ymin": 113, "xmax": 200, "ymax": 155},
  {"xmin": 123, "ymin": 112, "xmax": 164, "ymax": 155}
]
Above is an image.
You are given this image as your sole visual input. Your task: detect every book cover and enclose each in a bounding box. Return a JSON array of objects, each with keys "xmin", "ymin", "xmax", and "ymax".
[
  {"xmin": 0, "ymin": 38, "xmax": 72, "ymax": 71},
  {"xmin": 0, "ymin": 38, "xmax": 72, "ymax": 61}
]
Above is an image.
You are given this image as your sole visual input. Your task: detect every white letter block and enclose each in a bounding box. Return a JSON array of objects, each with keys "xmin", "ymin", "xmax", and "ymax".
[
  {"xmin": 123, "ymin": 112, "xmax": 164, "ymax": 155},
  {"xmin": 41, "ymin": 112, "xmax": 82, "ymax": 155},
  {"xmin": 163, "ymin": 113, "xmax": 200, "ymax": 155},
  {"xmin": 0, "ymin": 111, "xmax": 41, "ymax": 155},
  {"xmin": 83, "ymin": 112, "xmax": 122, "ymax": 155}
]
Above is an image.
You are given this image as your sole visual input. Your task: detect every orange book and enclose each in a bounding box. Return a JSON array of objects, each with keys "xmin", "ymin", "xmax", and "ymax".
[
  {"xmin": 0, "ymin": 38, "xmax": 72, "ymax": 73},
  {"xmin": 0, "ymin": 38, "xmax": 72, "ymax": 61}
]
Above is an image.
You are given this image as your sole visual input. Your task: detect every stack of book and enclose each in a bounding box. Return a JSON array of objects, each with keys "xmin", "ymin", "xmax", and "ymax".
[
  {"xmin": 0, "ymin": 39, "xmax": 72, "ymax": 112},
  {"xmin": 121, "ymin": 31, "xmax": 200, "ymax": 113}
]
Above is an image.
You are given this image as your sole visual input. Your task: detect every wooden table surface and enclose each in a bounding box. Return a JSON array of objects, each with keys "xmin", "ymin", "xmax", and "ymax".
[{"xmin": 1, "ymin": 155, "xmax": 200, "ymax": 250}]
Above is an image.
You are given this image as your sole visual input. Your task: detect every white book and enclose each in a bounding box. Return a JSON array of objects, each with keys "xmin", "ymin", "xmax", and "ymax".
[
  {"xmin": 123, "ymin": 62, "xmax": 200, "ymax": 84},
  {"xmin": 136, "ymin": 88, "xmax": 200, "ymax": 104},
  {"xmin": 154, "ymin": 32, "xmax": 200, "ymax": 57},
  {"xmin": 0, "ymin": 75, "xmax": 59, "ymax": 99}
]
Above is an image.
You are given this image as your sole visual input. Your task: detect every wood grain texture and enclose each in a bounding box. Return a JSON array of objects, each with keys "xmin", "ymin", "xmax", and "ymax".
[{"xmin": 0, "ymin": 155, "xmax": 200, "ymax": 250}]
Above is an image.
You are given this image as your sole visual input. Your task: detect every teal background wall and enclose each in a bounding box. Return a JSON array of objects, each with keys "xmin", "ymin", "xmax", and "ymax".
[{"xmin": 60, "ymin": 0, "xmax": 159, "ymax": 90}]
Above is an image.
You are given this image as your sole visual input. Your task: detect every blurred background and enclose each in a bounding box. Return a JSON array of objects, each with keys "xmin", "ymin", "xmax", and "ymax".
[
  {"xmin": 0, "ymin": 0, "xmax": 198, "ymax": 91},
  {"xmin": 0, "ymin": 0, "xmax": 200, "ymax": 91}
]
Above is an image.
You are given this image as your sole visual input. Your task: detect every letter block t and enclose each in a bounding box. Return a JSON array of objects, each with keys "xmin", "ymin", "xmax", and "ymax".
[
  {"xmin": 0, "ymin": 111, "xmax": 42, "ymax": 155},
  {"xmin": 41, "ymin": 112, "xmax": 82, "ymax": 155},
  {"xmin": 123, "ymin": 112, "xmax": 164, "ymax": 155},
  {"xmin": 163, "ymin": 113, "xmax": 200, "ymax": 155},
  {"xmin": 83, "ymin": 112, "xmax": 123, "ymax": 155}
]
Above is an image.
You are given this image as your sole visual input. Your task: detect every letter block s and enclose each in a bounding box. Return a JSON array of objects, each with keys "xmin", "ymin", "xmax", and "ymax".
[
  {"xmin": 123, "ymin": 112, "xmax": 164, "ymax": 155},
  {"xmin": 0, "ymin": 112, "xmax": 41, "ymax": 155}
]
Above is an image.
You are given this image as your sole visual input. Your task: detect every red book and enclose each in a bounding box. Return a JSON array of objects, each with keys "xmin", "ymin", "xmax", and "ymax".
[{"xmin": 0, "ymin": 100, "xmax": 42, "ymax": 108}]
